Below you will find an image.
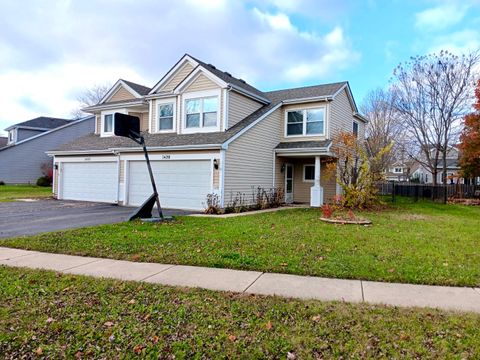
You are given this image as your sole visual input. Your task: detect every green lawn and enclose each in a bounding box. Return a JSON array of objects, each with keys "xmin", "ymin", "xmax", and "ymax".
[
  {"xmin": 2, "ymin": 200, "xmax": 479, "ymax": 287},
  {"xmin": 0, "ymin": 184, "xmax": 52, "ymax": 202},
  {"xmin": 1, "ymin": 266, "xmax": 479, "ymax": 359}
]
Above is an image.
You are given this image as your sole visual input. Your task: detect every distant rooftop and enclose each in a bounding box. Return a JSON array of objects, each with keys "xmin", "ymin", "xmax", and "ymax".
[{"xmin": 5, "ymin": 117, "xmax": 72, "ymax": 131}]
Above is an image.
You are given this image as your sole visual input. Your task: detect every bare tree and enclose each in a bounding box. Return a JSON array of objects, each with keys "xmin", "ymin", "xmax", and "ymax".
[
  {"xmin": 71, "ymin": 83, "xmax": 111, "ymax": 119},
  {"xmin": 361, "ymin": 88, "xmax": 403, "ymax": 176},
  {"xmin": 391, "ymin": 50, "xmax": 479, "ymax": 185}
]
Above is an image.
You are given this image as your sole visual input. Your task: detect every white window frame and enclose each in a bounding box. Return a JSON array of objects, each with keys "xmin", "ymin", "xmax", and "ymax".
[
  {"xmin": 101, "ymin": 109, "xmax": 126, "ymax": 137},
  {"xmin": 303, "ymin": 164, "xmax": 315, "ymax": 182},
  {"xmin": 284, "ymin": 106, "xmax": 326, "ymax": 138},
  {"xmin": 7, "ymin": 129, "xmax": 16, "ymax": 144},
  {"xmin": 182, "ymin": 89, "xmax": 221, "ymax": 134},
  {"xmin": 156, "ymin": 98, "xmax": 176, "ymax": 133}
]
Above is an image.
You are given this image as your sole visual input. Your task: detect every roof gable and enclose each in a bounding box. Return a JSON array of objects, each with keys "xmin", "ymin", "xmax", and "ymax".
[
  {"xmin": 100, "ymin": 79, "xmax": 149, "ymax": 104},
  {"xmin": 174, "ymin": 66, "xmax": 227, "ymax": 93},
  {"xmin": 149, "ymin": 54, "xmax": 199, "ymax": 94}
]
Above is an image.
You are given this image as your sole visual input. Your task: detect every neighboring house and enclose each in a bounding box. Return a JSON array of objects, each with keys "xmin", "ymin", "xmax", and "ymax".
[
  {"xmin": 4, "ymin": 117, "xmax": 73, "ymax": 146},
  {"xmin": 0, "ymin": 137, "xmax": 7, "ymax": 148},
  {"xmin": 49, "ymin": 54, "xmax": 367, "ymax": 210},
  {"xmin": 410, "ymin": 147, "xmax": 463, "ymax": 184},
  {"xmin": 0, "ymin": 116, "xmax": 95, "ymax": 184},
  {"xmin": 385, "ymin": 161, "xmax": 410, "ymax": 182}
]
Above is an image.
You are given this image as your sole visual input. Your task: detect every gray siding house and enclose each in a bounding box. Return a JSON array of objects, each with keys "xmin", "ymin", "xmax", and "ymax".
[{"xmin": 0, "ymin": 116, "xmax": 95, "ymax": 184}]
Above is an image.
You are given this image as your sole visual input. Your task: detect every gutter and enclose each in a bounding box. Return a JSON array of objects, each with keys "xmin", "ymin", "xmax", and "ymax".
[
  {"xmin": 281, "ymin": 95, "xmax": 333, "ymax": 104},
  {"xmin": 47, "ymin": 143, "xmax": 223, "ymax": 156},
  {"xmin": 228, "ymin": 84, "xmax": 271, "ymax": 104},
  {"xmin": 82, "ymin": 100, "xmax": 147, "ymax": 112}
]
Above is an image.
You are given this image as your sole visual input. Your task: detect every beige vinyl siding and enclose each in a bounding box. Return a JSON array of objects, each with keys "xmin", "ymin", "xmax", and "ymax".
[
  {"xmin": 330, "ymin": 88, "xmax": 365, "ymax": 141},
  {"xmin": 108, "ymin": 86, "xmax": 136, "ymax": 103},
  {"xmin": 227, "ymin": 91, "xmax": 263, "ymax": 128},
  {"xmin": 280, "ymin": 101, "xmax": 330, "ymax": 142},
  {"xmin": 224, "ymin": 108, "xmax": 282, "ymax": 202},
  {"xmin": 161, "ymin": 62, "xmax": 194, "ymax": 92},
  {"xmin": 127, "ymin": 112, "xmax": 149, "ymax": 132},
  {"xmin": 183, "ymin": 73, "xmax": 219, "ymax": 92},
  {"xmin": 95, "ymin": 114, "xmax": 101, "ymax": 134},
  {"xmin": 213, "ymin": 162, "xmax": 220, "ymax": 190}
]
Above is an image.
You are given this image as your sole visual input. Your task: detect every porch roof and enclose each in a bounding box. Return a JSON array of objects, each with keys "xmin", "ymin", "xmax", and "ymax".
[{"xmin": 275, "ymin": 140, "xmax": 333, "ymax": 157}]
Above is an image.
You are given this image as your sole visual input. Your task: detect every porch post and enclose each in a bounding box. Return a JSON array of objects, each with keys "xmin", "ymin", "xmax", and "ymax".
[{"xmin": 310, "ymin": 156, "xmax": 323, "ymax": 207}]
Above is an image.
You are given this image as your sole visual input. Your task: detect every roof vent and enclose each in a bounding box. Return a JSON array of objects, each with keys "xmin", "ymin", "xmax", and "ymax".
[
  {"xmin": 224, "ymin": 71, "xmax": 232, "ymax": 77},
  {"xmin": 239, "ymin": 79, "xmax": 246, "ymax": 84},
  {"xmin": 207, "ymin": 63, "xmax": 216, "ymax": 69}
]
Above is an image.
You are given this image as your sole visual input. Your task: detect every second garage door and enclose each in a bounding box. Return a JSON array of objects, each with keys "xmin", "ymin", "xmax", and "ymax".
[{"xmin": 127, "ymin": 160, "xmax": 212, "ymax": 210}]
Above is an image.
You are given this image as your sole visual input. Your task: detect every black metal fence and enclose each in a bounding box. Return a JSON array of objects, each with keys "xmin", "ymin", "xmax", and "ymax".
[{"xmin": 376, "ymin": 182, "xmax": 480, "ymax": 203}]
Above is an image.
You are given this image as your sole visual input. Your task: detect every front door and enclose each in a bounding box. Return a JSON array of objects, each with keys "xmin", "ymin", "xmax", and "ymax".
[{"xmin": 285, "ymin": 163, "xmax": 293, "ymax": 203}]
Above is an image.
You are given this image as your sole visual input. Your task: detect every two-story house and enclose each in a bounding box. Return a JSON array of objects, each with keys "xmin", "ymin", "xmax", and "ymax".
[
  {"xmin": 0, "ymin": 116, "xmax": 94, "ymax": 184},
  {"xmin": 49, "ymin": 54, "xmax": 366, "ymax": 210}
]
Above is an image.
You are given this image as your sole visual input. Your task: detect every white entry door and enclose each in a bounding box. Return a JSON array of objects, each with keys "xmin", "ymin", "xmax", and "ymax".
[
  {"xmin": 284, "ymin": 163, "xmax": 293, "ymax": 203},
  {"xmin": 127, "ymin": 160, "xmax": 212, "ymax": 210},
  {"xmin": 61, "ymin": 162, "xmax": 118, "ymax": 203}
]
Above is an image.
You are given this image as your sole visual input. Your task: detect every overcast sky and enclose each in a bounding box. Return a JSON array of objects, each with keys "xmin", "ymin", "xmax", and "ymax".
[{"xmin": 1, "ymin": 0, "xmax": 479, "ymax": 134}]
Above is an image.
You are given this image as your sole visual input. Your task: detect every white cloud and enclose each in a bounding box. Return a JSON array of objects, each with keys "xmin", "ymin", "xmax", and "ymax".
[
  {"xmin": 427, "ymin": 29, "xmax": 480, "ymax": 55},
  {"xmin": 0, "ymin": 0, "xmax": 359, "ymax": 133},
  {"xmin": 415, "ymin": 1, "xmax": 471, "ymax": 32}
]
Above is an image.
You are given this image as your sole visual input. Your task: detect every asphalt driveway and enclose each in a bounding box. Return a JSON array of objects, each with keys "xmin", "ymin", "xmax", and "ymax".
[{"xmin": 0, "ymin": 200, "xmax": 193, "ymax": 238}]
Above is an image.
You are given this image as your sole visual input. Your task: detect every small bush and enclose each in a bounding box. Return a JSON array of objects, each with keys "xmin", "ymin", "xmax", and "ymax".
[
  {"xmin": 204, "ymin": 193, "xmax": 222, "ymax": 214},
  {"xmin": 36, "ymin": 176, "xmax": 51, "ymax": 187},
  {"xmin": 0, "ymin": 181, "xmax": 5, "ymax": 186}
]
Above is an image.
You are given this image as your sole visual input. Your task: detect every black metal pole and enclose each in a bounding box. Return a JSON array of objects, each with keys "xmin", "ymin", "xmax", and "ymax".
[{"xmin": 140, "ymin": 137, "xmax": 163, "ymax": 219}]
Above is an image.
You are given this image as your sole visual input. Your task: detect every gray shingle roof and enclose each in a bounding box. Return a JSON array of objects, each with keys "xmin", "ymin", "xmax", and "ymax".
[
  {"xmin": 275, "ymin": 140, "xmax": 332, "ymax": 149},
  {"xmin": 121, "ymin": 79, "xmax": 151, "ymax": 96},
  {"xmin": 189, "ymin": 55, "xmax": 269, "ymax": 101},
  {"xmin": 6, "ymin": 117, "xmax": 71, "ymax": 131}
]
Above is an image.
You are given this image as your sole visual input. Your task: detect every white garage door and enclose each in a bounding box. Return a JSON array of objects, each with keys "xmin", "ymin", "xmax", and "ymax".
[
  {"xmin": 128, "ymin": 160, "xmax": 211, "ymax": 210},
  {"xmin": 61, "ymin": 162, "xmax": 118, "ymax": 203}
]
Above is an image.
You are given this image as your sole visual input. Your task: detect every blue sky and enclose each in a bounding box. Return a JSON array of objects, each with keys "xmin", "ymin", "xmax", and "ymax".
[{"xmin": 0, "ymin": 0, "xmax": 479, "ymax": 133}]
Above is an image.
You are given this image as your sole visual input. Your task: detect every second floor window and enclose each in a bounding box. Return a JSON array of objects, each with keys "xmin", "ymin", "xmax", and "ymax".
[
  {"xmin": 158, "ymin": 103, "xmax": 174, "ymax": 131},
  {"xmin": 286, "ymin": 107, "xmax": 325, "ymax": 136},
  {"xmin": 185, "ymin": 96, "xmax": 218, "ymax": 128},
  {"xmin": 103, "ymin": 114, "xmax": 114, "ymax": 133}
]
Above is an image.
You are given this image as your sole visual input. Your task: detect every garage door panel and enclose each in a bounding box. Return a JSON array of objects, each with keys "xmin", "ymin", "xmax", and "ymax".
[
  {"xmin": 61, "ymin": 162, "xmax": 117, "ymax": 203},
  {"xmin": 128, "ymin": 160, "xmax": 211, "ymax": 210}
]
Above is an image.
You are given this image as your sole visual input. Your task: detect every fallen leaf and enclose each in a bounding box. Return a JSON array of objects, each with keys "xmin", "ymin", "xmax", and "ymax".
[
  {"xmin": 388, "ymin": 268, "xmax": 395, "ymax": 273},
  {"xmin": 74, "ymin": 351, "xmax": 83, "ymax": 359},
  {"xmin": 280, "ymin": 263, "xmax": 288, "ymax": 267},
  {"xmin": 143, "ymin": 314, "xmax": 151, "ymax": 321},
  {"xmin": 228, "ymin": 334, "xmax": 237, "ymax": 342},
  {"xmin": 109, "ymin": 334, "xmax": 115, "ymax": 342},
  {"xmin": 133, "ymin": 344, "xmax": 145, "ymax": 354},
  {"xmin": 103, "ymin": 321, "xmax": 114, "ymax": 327},
  {"xmin": 311, "ymin": 315, "xmax": 321, "ymax": 322},
  {"xmin": 46, "ymin": 317, "xmax": 54, "ymax": 323},
  {"xmin": 265, "ymin": 321, "xmax": 273, "ymax": 330},
  {"xmin": 35, "ymin": 347, "xmax": 43, "ymax": 356},
  {"xmin": 128, "ymin": 299, "xmax": 136, "ymax": 304},
  {"xmin": 152, "ymin": 335, "xmax": 159, "ymax": 344}
]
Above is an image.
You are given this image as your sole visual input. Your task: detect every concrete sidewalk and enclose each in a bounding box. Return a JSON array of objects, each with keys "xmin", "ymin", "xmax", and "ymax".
[{"xmin": 1, "ymin": 247, "xmax": 479, "ymax": 313}]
